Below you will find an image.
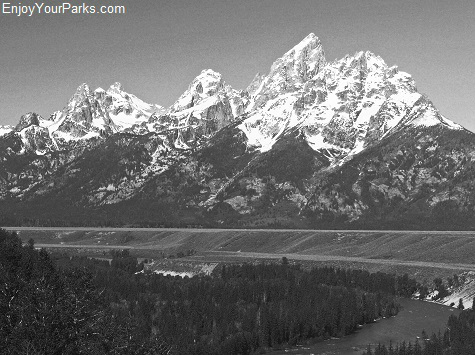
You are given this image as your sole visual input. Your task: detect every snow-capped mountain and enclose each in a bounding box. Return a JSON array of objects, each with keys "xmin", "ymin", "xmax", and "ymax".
[
  {"xmin": 1, "ymin": 84, "xmax": 167, "ymax": 154},
  {"xmin": 3, "ymin": 71, "xmax": 248, "ymax": 154},
  {"xmin": 157, "ymin": 69, "xmax": 247, "ymax": 149},
  {"xmin": 2, "ymin": 33, "xmax": 464, "ymax": 158},
  {"xmin": 46, "ymin": 82, "xmax": 166, "ymax": 144},
  {"xmin": 1, "ymin": 33, "xmax": 474, "ymax": 229},
  {"xmin": 240, "ymin": 33, "xmax": 463, "ymax": 161}
]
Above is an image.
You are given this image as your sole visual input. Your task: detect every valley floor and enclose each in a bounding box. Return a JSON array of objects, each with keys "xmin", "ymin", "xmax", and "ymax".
[
  {"xmin": 6, "ymin": 227, "xmax": 475, "ymax": 354},
  {"xmin": 8, "ymin": 227, "xmax": 475, "ymax": 282}
]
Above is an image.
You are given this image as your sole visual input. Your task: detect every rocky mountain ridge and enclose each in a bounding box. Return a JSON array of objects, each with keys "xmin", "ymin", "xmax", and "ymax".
[
  {"xmin": 1, "ymin": 33, "xmax": 474, "ymax": 229},
  {"xmin": 3, "ymin": 34, "xmax": 464, "ymax": 159},
  {"xmin": 2, "ymin": 68, "xmax": 247, "ymax": 154}
]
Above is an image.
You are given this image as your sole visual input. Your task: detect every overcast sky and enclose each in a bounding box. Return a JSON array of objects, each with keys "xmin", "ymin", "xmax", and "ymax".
[{"xmin": 1, "ymin": 0, "xmax": 474, "ymax": 132}]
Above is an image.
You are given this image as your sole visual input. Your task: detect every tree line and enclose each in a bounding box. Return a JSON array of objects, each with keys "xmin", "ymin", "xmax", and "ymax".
[{"xmin": 2, "ymin": 228, "xmax": 424, "ymax": 354}]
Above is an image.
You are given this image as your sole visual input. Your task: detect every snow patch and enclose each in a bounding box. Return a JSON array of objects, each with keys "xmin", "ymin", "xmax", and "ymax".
[
  {"xmin": 0, "ymin": 126, "xmax": 13, "ymax": 136},
  {"xmin": 305, "ymin": 133, "xmax": 336, "ymax": 151},
  {"xmin": 170, "ymin": 96, "xmax": 219, "ymax": 118},
  {"xmin": 153, "ymin": 270, "xmax": 194, "ymax": 278},
  {"xmin": 439, "ymin": 115, "xmax": 463, "ymax": 129},
  {"xmin": 440, "ymin": 272, "xmax": 475, "ymax": 309},
  {"xmin": 385, "ymin": 92, "xmax": 421, "ymax": 131},
  {"xmin": 53, "ymin": 130, "xmax": 100, "ymax": 142}
]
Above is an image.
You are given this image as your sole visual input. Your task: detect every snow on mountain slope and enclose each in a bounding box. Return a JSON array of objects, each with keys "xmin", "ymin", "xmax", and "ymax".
[
  {"xmin": 2, "ymin": 83, "xmax": 167, "ymax": 154},
  {"xmin": 0, "ymin": 126, "xmax": 13, "ymax": 136},
  {"xmin": 48, "ymin": 82, "xmax": 166, "ymax": 143},
  {"xmin": 239, "ymin": 33, "xmax": 325, "ymax": 152},
  {"xmin": 162, "ymin": 69, "xmax": 248, "ymax": 148},
  {"xmin": 1, "ymin": 32, "xmax": 475, "ymax": 229},
  {"xmin": 0, "ymin": 113, "xmax": 57, "ymax": 155},
  {"xmin": 239, "ymin": 93, "xmax": 302, "ymax": 152},
  {"xmin": 246, "ymin": 33, "xmax": 325, "ymax": 112},
  {"xmin": 1, "ymin": 32, "xmax": 465, "ymax": 161},
  {"xmin": 2, "ymin": 70, "xmax": 247, "ymax": 154},
  {"xmin": 238, "ymin": 35, "xmax": 463, "ymax": 163},
  {"xmin": 101, "ymin": 82, "xmax": 166, "ymax": 132}
]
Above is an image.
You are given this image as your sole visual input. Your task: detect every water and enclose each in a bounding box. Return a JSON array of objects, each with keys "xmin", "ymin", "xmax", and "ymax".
[{"xmin": 271, "ymin": 298, "xmax": 460, "ymax": 355}]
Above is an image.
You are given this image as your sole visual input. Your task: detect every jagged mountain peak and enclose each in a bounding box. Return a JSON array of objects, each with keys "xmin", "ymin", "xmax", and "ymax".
[
  {"xmin": 15, "ymin": 112, "xmax": 42, "ymax": 131},
  {"xmin": 1, "ymin": 32, "xmax": 474, "ymax": 229},
  {"xmin": 75, "ymin": 82, "xmax": 90, "ymax": 92},
  {"xmin": 247, "ymin": 33, "xmax": 325, "ymax": 111},
  {"xmin": 326, "ymin": 50, "xmax": 391, "ymax": 80},
  {"xmin": 168, "ymin": 69, "xmax": 232, "ymax": 114},
  {"xmin": 191, "ymin": 69, "xmax": 224, "ymax": 87},
  {"xmin": 68, "ymin": 83, "xmax": 92, "ymax": 108},
  {"xmin": 163, "ymin": 68, "xmax": 248, "ymax": 149},
  {"xmin": 169, "ymin": 69, "xmax": 226, "ymax": 113},
  {"xmin": 239, "ymin": 34, "xmax": 463, "ymax": 160},
  {"xmin": 339, "ymin": 51, "xmax": 389, "ymax": 74},
  {"xmin": 42, "ymin": 81, "xmax": 166, "ymax": 142},
  {"xmin": 279, "ymin": 32, "xmax": 324, "ymax": 65},
  {"xmin": 73, "ymin": 83, "xmax": 91, "ymax": 96},
  {"xmin": 198, "ymin": 68, "xmax": 222, "ymax": 78},
  {"xmin": 3, "ymin": 33, "xmax": 464, "ymax": 158},
  {"xmin": 192, "ymin": 69, "xmax": 225, "ymax": 95},
  {"xmin": 108, "ymin": 82, "xmax": 124, "ymax": 94}
]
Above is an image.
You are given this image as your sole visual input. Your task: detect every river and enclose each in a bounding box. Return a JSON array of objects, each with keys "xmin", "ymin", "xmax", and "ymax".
[{"xmin": 271, "ymin": 298, "xmax": 460, "ymax": 355}]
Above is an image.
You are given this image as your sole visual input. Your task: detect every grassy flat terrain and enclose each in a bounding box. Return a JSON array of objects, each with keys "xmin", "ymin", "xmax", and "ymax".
[{"xmin": 7, "ymin": 227, "xmax": 475, "ymax": 281}]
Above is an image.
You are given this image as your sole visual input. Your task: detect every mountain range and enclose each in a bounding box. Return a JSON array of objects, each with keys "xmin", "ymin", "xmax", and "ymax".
[{"xmin": 1, "ymin": 33, "xmax": 474, "ymax": 229}]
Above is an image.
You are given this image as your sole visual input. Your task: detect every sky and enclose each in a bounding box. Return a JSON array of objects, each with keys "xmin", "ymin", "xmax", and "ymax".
[{"xmin": 1, "ymin": 0, "xmax": 474, "ymax": 132}]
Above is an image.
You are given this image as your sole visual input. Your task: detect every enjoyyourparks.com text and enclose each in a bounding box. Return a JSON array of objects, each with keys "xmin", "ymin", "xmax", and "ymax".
[{"xmin": 2, "ymin": 2, "xmax": 126, "ymax": 16}]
